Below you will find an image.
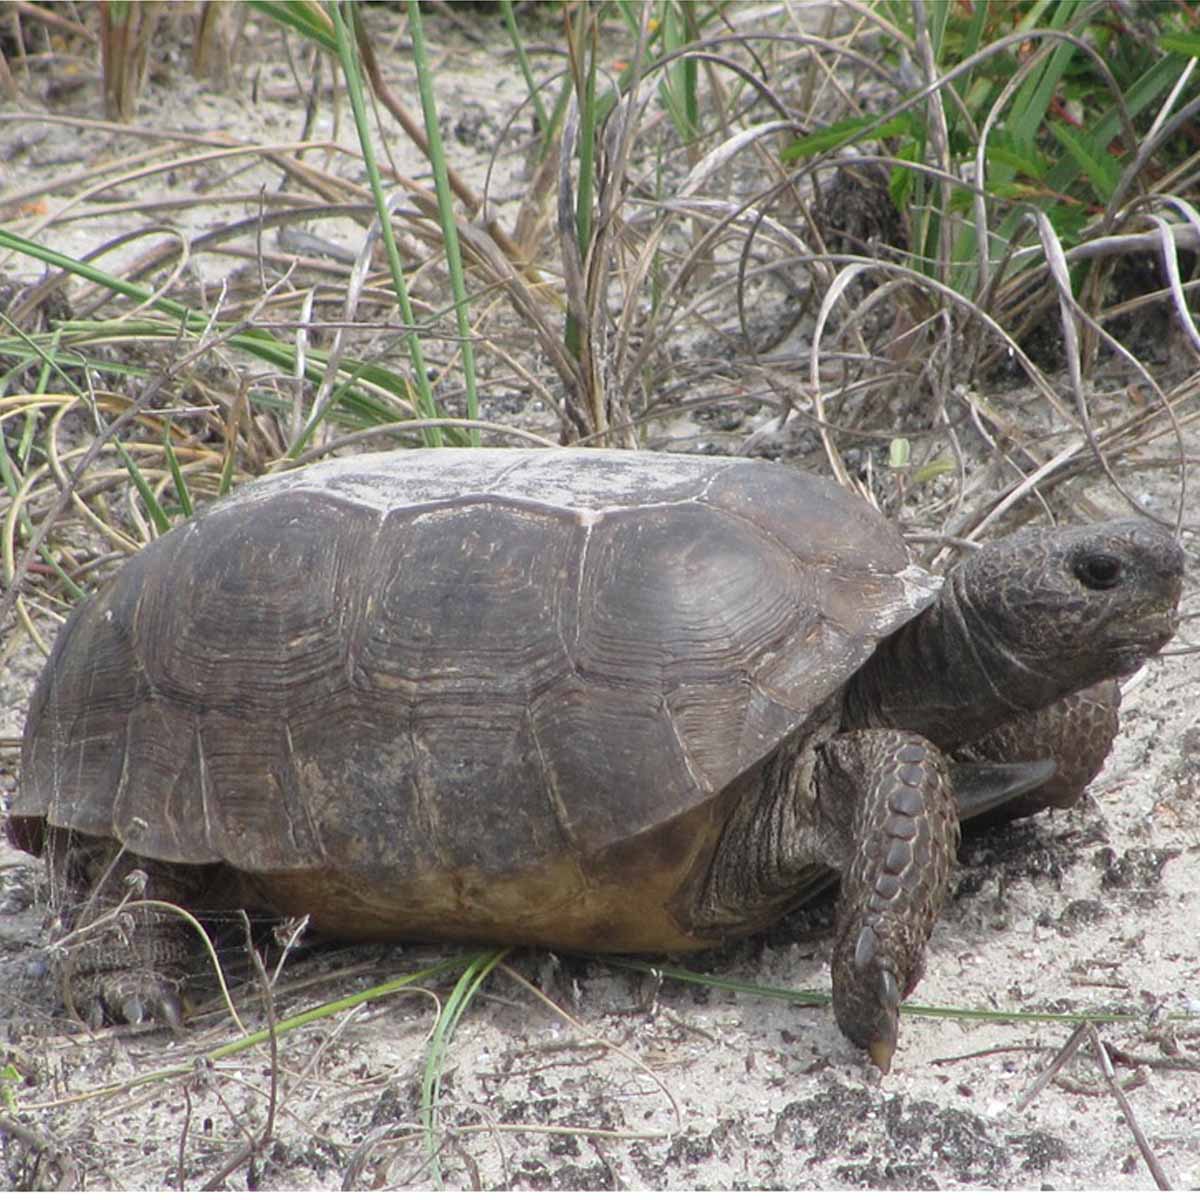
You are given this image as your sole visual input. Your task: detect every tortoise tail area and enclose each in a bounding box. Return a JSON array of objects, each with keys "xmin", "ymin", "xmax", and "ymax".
[{"xmin": 6, "ymin": 812, "xmax": 45, "ymax": 857}]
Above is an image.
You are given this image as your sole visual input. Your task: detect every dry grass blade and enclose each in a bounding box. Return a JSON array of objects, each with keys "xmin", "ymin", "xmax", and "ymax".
[
  {"xmin": 1147, "ymin": 209, "xmax": 1200, "ymax": 357},
  {"xmin": 1, "ymin": 271, "xmax": 300, "ymax": 633},
  {"xmin": 190, "ymin": 914, "xmax": 282, "ymax": 1191},
  {"xmin": 616, "ymin": 194, "xmax": 817, "ymax": 404},
  {"xmin": 1087, "ymin": 1026, "xmax": 1172, "ymax": 1192},
  {"xmin": 1, "ymin": 374, "xmax": 173, "ymax": 632},
  {"xmin": 1034, "ymin": 210, "xmax": 1188, "ymax": 528}
]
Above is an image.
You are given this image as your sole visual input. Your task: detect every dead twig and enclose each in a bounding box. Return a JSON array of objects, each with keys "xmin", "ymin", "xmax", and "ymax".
[
  {"xmin": 1015, "ymin": 1022, "xmax": 1091, "ymax": 1111},
  {"xmin": 1088, "ymin": 1026, "xmax": 1172, "ymax": 1192},
  {"xmin": 1016, "ymin": 1023, "xmax": 1172, "ymax": 1191},
  {"xmin": 928, "ymin": 1041, "xmax": 1045, "ymax": 1067},
  {"xmin": 1103, "ymin": 1042, "xmax": 1200, "ymax": 1073}
]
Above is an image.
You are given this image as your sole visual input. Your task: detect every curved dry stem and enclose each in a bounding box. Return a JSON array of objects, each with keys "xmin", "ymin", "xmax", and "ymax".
[{"xmin": 1035, "ymin": 211, "xmax": 1187, "ymax": 530}]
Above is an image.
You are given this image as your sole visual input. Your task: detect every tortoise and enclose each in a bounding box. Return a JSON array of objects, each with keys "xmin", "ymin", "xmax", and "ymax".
[{"xmin": 8, "ymin": 448, "xmax": 1183, "ymax": 1070}]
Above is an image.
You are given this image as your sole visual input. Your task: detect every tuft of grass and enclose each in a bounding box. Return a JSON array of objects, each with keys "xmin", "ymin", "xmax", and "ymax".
[{"xmin": 419, "ymin": 949, "xmax": 508, "ymax": 1187}]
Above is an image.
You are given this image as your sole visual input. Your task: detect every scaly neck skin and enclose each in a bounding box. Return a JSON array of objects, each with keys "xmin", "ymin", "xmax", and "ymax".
[{"xmin": 842, "ymin": 573, "xmax": 1058, "ymax": 750}]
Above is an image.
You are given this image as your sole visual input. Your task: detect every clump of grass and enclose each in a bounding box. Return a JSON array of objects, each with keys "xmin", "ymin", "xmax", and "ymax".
[{"xmin": 777, "ymin": 0, "xmax": 1198, "ymax": 523}]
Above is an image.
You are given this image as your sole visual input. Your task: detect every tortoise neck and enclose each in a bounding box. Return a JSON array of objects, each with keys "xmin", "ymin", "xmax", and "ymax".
[{"xmin": 842, "ymin": 574, "xmax": 1048, "ymax": 749}]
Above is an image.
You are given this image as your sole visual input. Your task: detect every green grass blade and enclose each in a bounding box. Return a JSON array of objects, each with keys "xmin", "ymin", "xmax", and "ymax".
[
  {"xmin": 1, "ymin": 954, "xmax": 491, "ymax": 1112},
  {"xmin": 601, "ymin": 956, "xmax": 828, "ymax": 1006},
  {"xmin": 1161, "ymin": 34, "xmax": 1200, "ymax": 56},
  {"xmin": 499, "ymin": 0, "xmax": 551, "ymax": 139},
  {"xmin": 573, "ymin": 12, "xmax": 599, "ymax": 257},
  {"xmin": 782, "ymin": 113, "xmax": 918, "ymax": 161},
  {"xmin": 1050, "ymin": 119, "xmax": 1122, "ymax": 202},
  {"xmin": 1008, "ymin": 2, "xmax": 1083, "ymax": 155},
  {"xmin": 563, "ymin": 5, "xmax": 599, "ymax": 366},
  {"xmin": 324, "ymin": 0, "xmax": 442, "ymax": 449},
  {"xmin": 925, "ymin": 0, "xmax": 951, "ymax": 62},
  {"xmin": 247, "ymin": 0, "xmax": 336, "ymax": 51},
  {"xmin": 420, "ymin": 948, "xmax": 508, "ymax": 1187},
  {"xmin": 112, "ymin": 439, "xmax": 172, "ymax": 536},
  {"xmin": 1053, "ymin": 52, "xmax": 1190, "ymax": 191},
  {"xmin": 407, "ymin": 0, "xmax": 479, "ymax": 442},
  {"xmin": 603, "ymin": 956, "xmax": 1198, "ymax": 1028},
  {"xmin": 162, "ymin": 431, "xmax": 194, "ymax": 519},
  {"xmin": 650, "ymin": 2, "xmax": 701, "ymax": 142}
]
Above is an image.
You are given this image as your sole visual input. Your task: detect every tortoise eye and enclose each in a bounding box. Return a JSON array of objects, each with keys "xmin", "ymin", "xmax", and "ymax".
[{"xmin": 1074, "ymin": 551, "xmax": 1122, "ymax": 591}]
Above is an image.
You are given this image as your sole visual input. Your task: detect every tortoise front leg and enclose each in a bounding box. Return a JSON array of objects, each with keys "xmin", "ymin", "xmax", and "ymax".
[
  {"xmin": 689, "ymin": 729, "xmax": 959, "ymax": 1071},
  {"xmin": 954, "ymin": 681, "xmax": 1120, "ymax": 823},
  {"xmin": 817, "ymin": 730, "xmax": 958, "ymax": 1072}
]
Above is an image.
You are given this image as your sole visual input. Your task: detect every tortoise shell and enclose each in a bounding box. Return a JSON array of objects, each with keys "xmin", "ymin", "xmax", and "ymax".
[{"xmin": 16, "ymin": 449, "xmax": 936, "ymax": 949}]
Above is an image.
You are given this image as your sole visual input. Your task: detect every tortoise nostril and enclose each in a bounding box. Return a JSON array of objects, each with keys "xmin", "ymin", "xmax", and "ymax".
[{"xmin": 1074, "ymin": 552, "xmax": 1122, "ymax": 591}]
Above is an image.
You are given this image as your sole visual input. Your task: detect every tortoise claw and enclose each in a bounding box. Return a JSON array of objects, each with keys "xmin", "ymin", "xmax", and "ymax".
[
  {"xmin": 64, "ymin": 967, "xmax": 187, "ymax": 1030},
  {"xmin": 878, "ymin": 966, "xmax": 900, "ymax": 1010},
  {"xmin": 119, "ymin": 996, "xmax": 146, "ymax": 1025},
  {"xmin": 869, "ymin": 969, "xmax": 900, "ymax": 1072},
  {"xmin": 155, "ymin": 989, "xmax": 185, "ymax": 1030},
  {"xmin": 868, "ymin": 1032, "xmax": 896, "ymax": 1074}
]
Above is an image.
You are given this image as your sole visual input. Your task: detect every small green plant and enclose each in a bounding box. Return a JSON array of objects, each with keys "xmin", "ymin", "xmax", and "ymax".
[
  {"xmin": 0, "ymin": 1062, "xmax": 22, "ymax": 1114},
  {"xmin": 785, "ymin": 1, "xmax": 1199, "ymax": 299}
]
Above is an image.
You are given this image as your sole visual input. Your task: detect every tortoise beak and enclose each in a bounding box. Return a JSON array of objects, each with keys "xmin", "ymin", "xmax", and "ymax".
[
  {"xmin": 1137, "ymin": 612, "xmax": 1178, "ymax": 645},
  {"xmin": 1108, "ymin": 611, "xmax": 1179, "ymax": 659}
]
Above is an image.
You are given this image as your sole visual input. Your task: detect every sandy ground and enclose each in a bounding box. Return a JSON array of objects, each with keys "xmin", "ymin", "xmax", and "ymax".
[{"xmin": 2, "ymin": 4, "xmax": 1199, "ymax": 1191}]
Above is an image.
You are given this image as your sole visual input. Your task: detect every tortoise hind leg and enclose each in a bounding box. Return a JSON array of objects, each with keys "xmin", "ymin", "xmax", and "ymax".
[{"xmin": 44, "ymin": 829, "xmax": 215, "ymax": 1027}]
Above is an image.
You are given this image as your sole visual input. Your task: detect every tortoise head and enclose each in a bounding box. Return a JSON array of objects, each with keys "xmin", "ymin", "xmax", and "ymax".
[{"xmin": 949, "ymin": 518, "xmax": 1183, "ymax": 700}]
